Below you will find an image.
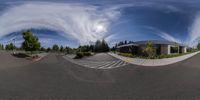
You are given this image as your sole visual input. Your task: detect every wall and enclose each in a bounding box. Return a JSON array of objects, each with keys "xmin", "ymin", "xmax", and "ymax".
[{"xmin": 160, "ymin": 44, "xmax": 169, "ymax": 55}]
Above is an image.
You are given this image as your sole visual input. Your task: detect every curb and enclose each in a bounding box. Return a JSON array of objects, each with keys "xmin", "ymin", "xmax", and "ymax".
[{"xmin": 108, "ymin": 51, "xmax": 200, "ymax": 66}]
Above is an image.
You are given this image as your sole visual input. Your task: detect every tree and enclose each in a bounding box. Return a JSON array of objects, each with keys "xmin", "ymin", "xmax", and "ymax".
[
  {"xmin": 40, "ymin": 47, "xmax": 46, "ymax": 51},
  {"xmin": 124, "ymin": 40, "xmax": 127, "ymax": 44},
  {"xmin": 78, "ymin": 45, "xmax": 92, "ymax": 52},
  {"xmin": 47, "ymin": 47, "xmax": 51, "ymax": 52},
  {"xmin": 94, "ymin": 40, "xmax": 102, "ymax": 52},
  {"xmin": 102, "ymin": 39, "xmax": 109, "ymax": 52},
  {"xmin": 0, "ymin": 44, "xmax": 4, "ymax": 50},
  {"xmin": 60, "ymin": 46, "xmax": 64, "ymax": 52},
  {"xmin": 52, "ymin": 44, "xmax": 59, "ymax": 51},
  {"xmin": 143, "ymin": 41, "xmax": 156, "ymax": 58},
  {"xmin": 22, "ymin": 31, "xmax": 41, "ymax": 53},
  {"xmin": 197, "ymin": 43, "xmax": 200, "ymax": 50},
  {"xmin": 5, "ymin": 43, "xmax": 15, "ymax": 50},
  {"xmin": 128, "ymin": 41, "xmax": 132, "ymax": 44},
  {"xmin": 110, "ymin": 46, "xmax": 116, "ymax": 51},
  {"xmin": 89, "ymin": 45, "xmax": 94, "ymax": 52},
  {"xmin": 94, "ymin": 39, "xmax": 109, "ymax": 53},
  {"xmin": 65, "ymin": 46, "xmax": 70, "ymax": 53}
]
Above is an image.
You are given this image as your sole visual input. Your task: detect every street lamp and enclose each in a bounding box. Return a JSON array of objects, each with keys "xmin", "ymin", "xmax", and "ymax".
[{"xmin": 12, "ymin": 38, "xmax": 16, "ymax": 54}]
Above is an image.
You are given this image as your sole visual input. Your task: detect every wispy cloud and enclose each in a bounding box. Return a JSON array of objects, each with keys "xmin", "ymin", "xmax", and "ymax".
[
  {"xmin": 144, "ymin": 26, "xmax": 181, "ymax": 43},
  {"xmin": 188, "ymin": 13, "xmax": 200, "ymax": 47},
  {"xmin": 0, "ymin": 1, "xmax": 189, "ymax": 47},
  {"xmin": 0, "ymin": 2, "xmax": 121, "ymax": 45}
]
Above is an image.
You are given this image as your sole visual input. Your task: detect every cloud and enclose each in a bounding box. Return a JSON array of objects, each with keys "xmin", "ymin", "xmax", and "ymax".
[
  {"xmin": 0, "ymin": 1, "xmax": 187, "ymax": 47},
  {"xmin": 133, "ymin": 26, "xmax": 182, "ymax": 43},
  {"xmin": 144, "ymin": 26, "xmax": 181, "ymax": 43},
  {"xmin": 189, "ymin": 13, "xmax": 200, "ymax": 47},
  {"xmin": 0, "ymin": 2, "xmax": 121, "ymax": 45}
]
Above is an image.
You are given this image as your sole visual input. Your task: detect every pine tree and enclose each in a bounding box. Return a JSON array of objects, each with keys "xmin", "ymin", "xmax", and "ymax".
[
  {"xmin": 52, "ymin": 44, "xmax": 59, "ymax": 51},
  {"xmin": 22, "ymin": 30, "xmax": 41, "ymax": 53}
]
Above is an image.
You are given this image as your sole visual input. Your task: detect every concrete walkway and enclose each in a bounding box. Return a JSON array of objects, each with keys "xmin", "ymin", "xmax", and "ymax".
[{"xmin": 108, "ymin": 51, "xmax": 200, "ymax": 66}]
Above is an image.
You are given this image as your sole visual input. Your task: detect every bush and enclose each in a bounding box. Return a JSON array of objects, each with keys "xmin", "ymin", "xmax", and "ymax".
[
  {"xmin": 155, "ymin": 52, "xmax": 193, "ymax": 59},
  {"xmin": 118, "ymin": 53, "xmax": 134, "ymax": 57},
  {"xmin": 83, "ymin": 52, "xmax": 92, "ymax": 56},
  {"xmin": 12, "ymin": 53, "xmax": 30, "ymax": 58},
  {"xmin": 74, "ymin": 52, "xmax": 92, "ymax": 59},
  {"xmin": 75, "ymin": 52, "xmax": 84, "ymax": 59}
]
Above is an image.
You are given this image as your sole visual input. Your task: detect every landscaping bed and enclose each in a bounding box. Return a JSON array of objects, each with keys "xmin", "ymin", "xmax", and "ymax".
[
  {"xmin": 12, "ymin": 52, "xmax": 47, "ymax": 61},
  {"xmin": 74, "ymin": 52, "xmax": 94, "ymax": 59},
  {"xmin": 116, "ymin": 51, "xmax": 199, "ymax": 59}
]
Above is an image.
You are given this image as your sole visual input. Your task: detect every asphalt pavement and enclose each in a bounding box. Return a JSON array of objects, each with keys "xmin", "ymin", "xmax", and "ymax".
[
  {"xmin": 0, "ymin": 52, "xmax": 200, "ymax": 100},
  {"xmin": 63, "ymin": 53, "xmax": 128, "ymax": 69}
]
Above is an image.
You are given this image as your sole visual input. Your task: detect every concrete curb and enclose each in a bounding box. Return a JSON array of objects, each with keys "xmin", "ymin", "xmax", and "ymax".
[
  {"xmin": 108, "ymin": 51, "xmax": 200, "ymax": 66},
  {"xmin": 32, "ymin": 53, "xmax": 48, "ymax": 62}
]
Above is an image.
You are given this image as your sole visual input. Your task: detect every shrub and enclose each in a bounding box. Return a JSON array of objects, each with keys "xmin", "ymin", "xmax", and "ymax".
[
  {"xmin": 118, "ymin": 53, "xmax": 134, "ymax": 57},
  {"xmin": 143, "ymin": 41, "xmax": 156, "ymax": 58},
  {"xmin": 12, "ymin": 53, "xmax": 30, "ymax": 58},
  {"xmin": 83, "ymin": 52, "xmax": 92, "ymax": 56},
  {"xmin": 156, "ymin": 52, "xmax": 193, "ymax": 59},
  {"xmin": 75, "ymin": 52, "xmax": 84, "ymax": 59},
  {"xmin": 74, "ymin": 52, "xmax": 92, "ymax": 59}
]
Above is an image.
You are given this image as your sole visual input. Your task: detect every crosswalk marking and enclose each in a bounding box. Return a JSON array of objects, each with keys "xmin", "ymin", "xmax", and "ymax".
[
  {"xmin": 104, "ymin": 60, "xmax": 122, "ymax": 69},
  {"xmin": 63, "ymin": 56, "xmax": 129, "ymax": 69},
  {"xmin": 98, "ymin": 60, "xmax": 119, "ymax": 69}
]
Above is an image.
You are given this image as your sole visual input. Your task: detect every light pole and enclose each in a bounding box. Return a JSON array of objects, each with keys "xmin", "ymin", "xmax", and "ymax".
[{"xmin": 13, "ymin": 38, "xmax": 16, "ymax": 54}]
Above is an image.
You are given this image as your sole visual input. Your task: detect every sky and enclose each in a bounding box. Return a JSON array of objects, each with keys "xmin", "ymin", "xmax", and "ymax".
[{"xmin": 0, "ymin": 0, "xmax": 200, "ymax": 48}]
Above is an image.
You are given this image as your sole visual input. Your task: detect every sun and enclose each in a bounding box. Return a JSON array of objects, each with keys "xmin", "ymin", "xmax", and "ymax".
[{"xmin": 95, "ymin": 24, "xmax": 105, "ymax": 32}]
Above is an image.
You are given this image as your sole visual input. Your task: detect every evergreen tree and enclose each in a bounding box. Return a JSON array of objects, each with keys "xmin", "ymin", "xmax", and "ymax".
[
  {"xmin": 22, "ymin": 30, "xmax": 41, "ymax": 52},
  {"xmin": 124, "ymin": 40, "xmax": 127, "ymax": 44},
  {"xmin": 94, "ymin": 39, "xmax": 109, "ymax": 53},
  {"xmin": 102, "ymin": 39, "xmax": 109, "ymax": 52},
  {"xmin": 89, "ymin": 45, "xmax": 94, "ymax": 52},
  {"xmin": 60, "ymin": 46, "xmax": 64, "ymax": 52},
  {"xmin": 47, "ymin": 47, "xmax": 51, "ymax": 52},
  {"xmin": 197, "ymin": 43, "xmax": 200, "ymax": 50},
  {"xmin": 94, "ymin": 40, "xmax": 102, "ymax": 52},
  {"xmin": 40, "ymin": 47, "xmax": 46, "ymax": 51},
  {"xmin": 65, "ymin": 46, "xmax": 70, "ymax": 53},
  {"xmin": 52, "ymin": 44, "xmax": 59, "ymax": 51}
]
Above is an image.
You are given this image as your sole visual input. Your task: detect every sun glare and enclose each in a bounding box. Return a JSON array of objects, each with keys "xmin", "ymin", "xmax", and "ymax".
[{"xmin": 95, "ymin": 24, "xmax": 105, "ymax": 32}]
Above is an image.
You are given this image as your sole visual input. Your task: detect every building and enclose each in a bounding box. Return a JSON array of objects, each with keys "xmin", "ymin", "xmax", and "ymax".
[{"xmin": 117, "ymin": 40, "xmax": 190, "ymax": 56}]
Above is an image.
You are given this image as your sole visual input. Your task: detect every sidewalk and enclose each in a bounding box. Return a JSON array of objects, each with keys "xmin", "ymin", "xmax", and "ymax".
[{"xmin": 108, "ymin": 51, "xmax": 200, "ymax": 66}]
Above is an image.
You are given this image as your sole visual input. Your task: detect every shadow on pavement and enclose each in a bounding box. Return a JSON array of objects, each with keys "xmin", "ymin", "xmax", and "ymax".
[{"xmin": 12, "ymin": 53, "xmax": 30, "ymax": 58}]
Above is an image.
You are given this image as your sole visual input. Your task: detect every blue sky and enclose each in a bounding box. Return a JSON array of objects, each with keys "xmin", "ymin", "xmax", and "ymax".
[{"xmin": 0, "ymin": 0, "xmax": 200, "ymax": 48}]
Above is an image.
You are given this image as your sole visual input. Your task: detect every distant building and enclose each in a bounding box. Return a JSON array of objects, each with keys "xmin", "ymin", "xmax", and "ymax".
[{"xmin": 117, "ymin": 40, "xmax": 191, "ymax": 55}]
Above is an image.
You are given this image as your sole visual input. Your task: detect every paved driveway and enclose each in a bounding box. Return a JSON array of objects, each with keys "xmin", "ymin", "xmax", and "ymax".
[
  {"xmin": 0, "ymin": 52, "xmax": 200, "ymax": 100},
  {"xmin": 64, "ymin": 53, "xmax": 128, "ymax": 69}
]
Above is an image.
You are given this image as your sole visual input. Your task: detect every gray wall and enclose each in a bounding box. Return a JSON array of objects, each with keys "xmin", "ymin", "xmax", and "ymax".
[{"xmin": 160, "ymin": 44, "xmax": 169, "ymax": 55}]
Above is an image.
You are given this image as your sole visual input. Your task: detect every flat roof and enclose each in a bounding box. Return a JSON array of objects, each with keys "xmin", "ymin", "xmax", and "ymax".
[
  {"xmin": 117, "ymin": 40, "xmax": 187, "ymax": 48},
  {"xmin": 117, "ymin": 43, "xmax": 138, "ymax": 48},
  {"xmin": 134, "ymin": 40, "xmax": 177, "ymax": 45}
]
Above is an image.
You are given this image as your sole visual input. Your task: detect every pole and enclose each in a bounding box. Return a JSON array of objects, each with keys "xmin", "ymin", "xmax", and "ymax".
[{"xmin": 13, "ymin": 39, "xmax": 15, "ymax": 54}]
